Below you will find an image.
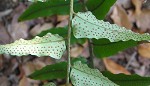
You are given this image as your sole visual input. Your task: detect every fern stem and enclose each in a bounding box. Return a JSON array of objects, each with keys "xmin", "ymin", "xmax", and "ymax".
[
  {"xmin": 66, "ymin": 0, "xmax": 74, "ymax": 85},
  {"xmin": 88, "ymin": 39, "xmax": 95, "ymax": 68}
]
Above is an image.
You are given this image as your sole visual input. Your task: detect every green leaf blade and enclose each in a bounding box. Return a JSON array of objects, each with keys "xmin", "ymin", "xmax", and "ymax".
[
  {"xmin": 70, "ymin": 61, "xmax": 118, "ymax": 86},
  {"xmin": 86, "ymin": 0, "xmax": 116, "ymax": 19},
  {"xmin": 0, "ymin": 33, "xmax": 66, "ymax": 59},
  {"xmin": 93, "ymin": 39, "xmax": 138, "ymax": 58},
  {"xmin": 19, "ymin": 0, "xmax": 82, "ymax": 21},
  {"xmin": 102, "ymin": 71, "xmax": 150, "ymax": 86},
  {"xmin": 29, "ymin": 62, "xmax": 67, "ymax": 80},
  {"xmin": 73, "ymin": 11, "xmax": 150, "ymax": 42}
]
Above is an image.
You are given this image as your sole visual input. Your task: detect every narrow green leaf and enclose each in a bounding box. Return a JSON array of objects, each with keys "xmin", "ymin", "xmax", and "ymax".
[
  {"xmin": 0, "ymin": 33, "xmax": 66, "ymax": 59},
  {"xmin": 43, "ymin": 82, "xmax": 56, "ymax": 86},
  {"xmin": 86, "ymin": 0, "xmax": 116, "ymax": 19},
  {"xmin": 70, "ymin": 61, "xmax": 118, "ymax": 86},
  {"xmin": 93, "ymin": 39, "xmax": 138, "ymax": 58},
  {"xmin": 73, "ymin": 11, "xmax": 150, "ymax": 42},
  {"xmin": 29, "ymin": 62, "xmax": 67, "ymax": 80},
  {"xmin": 102, "ymin": 71, "xmax": 150, "ymax": 86},
  {"xmin": 19, "ymin": 0, "xmax": 82, "ymax": 21}
]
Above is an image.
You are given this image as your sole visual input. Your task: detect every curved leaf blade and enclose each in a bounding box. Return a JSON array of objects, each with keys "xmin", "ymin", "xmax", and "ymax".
[
  {"xmin": 70, "ymin": 61, "xmax": 118, "ymax": 86},
  {"xmin": 93, "ymin": 39, "xmax": 138, "ymax": 58},
  {"xmin": 29, "ymin": 62, "xmax": 67, "ymax": 80},
  {"xmin": 73, "ymin": 11, "xmax": 150, "ymax": 42},
  {"xmin": 0, "ymin": 33, "xmax": 66, "ymax": 59},
  {"xmin": 19, "ymin": 0, "xmax": 82, "ymax": 21},
  {"xmin": 86, "ymin": 0, "xmax": 116, "ymax": 19},
  {"xmin": 102, "ymin": 71, "xmax": 150, "ymax": 86}
]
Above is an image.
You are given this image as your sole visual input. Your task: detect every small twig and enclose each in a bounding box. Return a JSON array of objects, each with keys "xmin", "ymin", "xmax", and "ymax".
[
  {"xmin": 88, "ymin": 39, "xmax": 95, "ymax": 68},
  {"xmin": 125, "ymin": 52, "xmax": 137, "ymax": 69}
]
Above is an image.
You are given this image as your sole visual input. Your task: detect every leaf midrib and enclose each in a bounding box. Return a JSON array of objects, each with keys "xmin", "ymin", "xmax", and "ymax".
[{"xmin": 0, "ymin": 39, "xmax": 64, "ymax": 46}]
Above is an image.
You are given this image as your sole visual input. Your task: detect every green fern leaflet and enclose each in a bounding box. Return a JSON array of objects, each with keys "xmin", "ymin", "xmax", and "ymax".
[
  {"xmin": 72, "ymin": 11, "xmax": 150, "ymax": 42},
  {"xmin": 0, "ymin": 33, "xmax": 66, "ymax": 59}
]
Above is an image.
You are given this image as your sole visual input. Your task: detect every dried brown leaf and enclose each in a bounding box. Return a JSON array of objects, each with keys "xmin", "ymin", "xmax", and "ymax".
[
  {"xmin": 71, "ymin": 45, "xmax": 83, "ymax": 58},
  {"xmin": 103, "ymin": 58, "xmax": 131, "ymax": 75},
  {"xmin": 138, "ymin": 43, "xmax": 150, "ymax": 58},
  {"xmin": 22, "ymin": 62, "xmax": 36, "ymax": 76},
  {"xmin": 30, "ymin": 23, "xmax": 53, "ymax": 36},
  {"xmin": 57, "ymin": 15, "xmax": 69, "ymax": 22},
  {"xmin": 135, "ymin": 10, "xmax": 150, "ymax": 32},
  {"xmin": 8, "ymin": 22, "xmax": 29, "ymax": 40},
  {"xmin": 33, "ymin": 59, "xmax": 46, "ymax": 70},
  {"xmin": 111, "ymin": 5, "xmax": 132, "ymax": 29},
  {"xmin": 131, "ymin": 0, "xmax": 150, "ymax": 32},
  {"xmin": 132, "ymin": 0, "xmax": 143, "ymax": 15},
  {"xmin": 19, "ymin": 76, "xmax": 30, "ymax": 86}
]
